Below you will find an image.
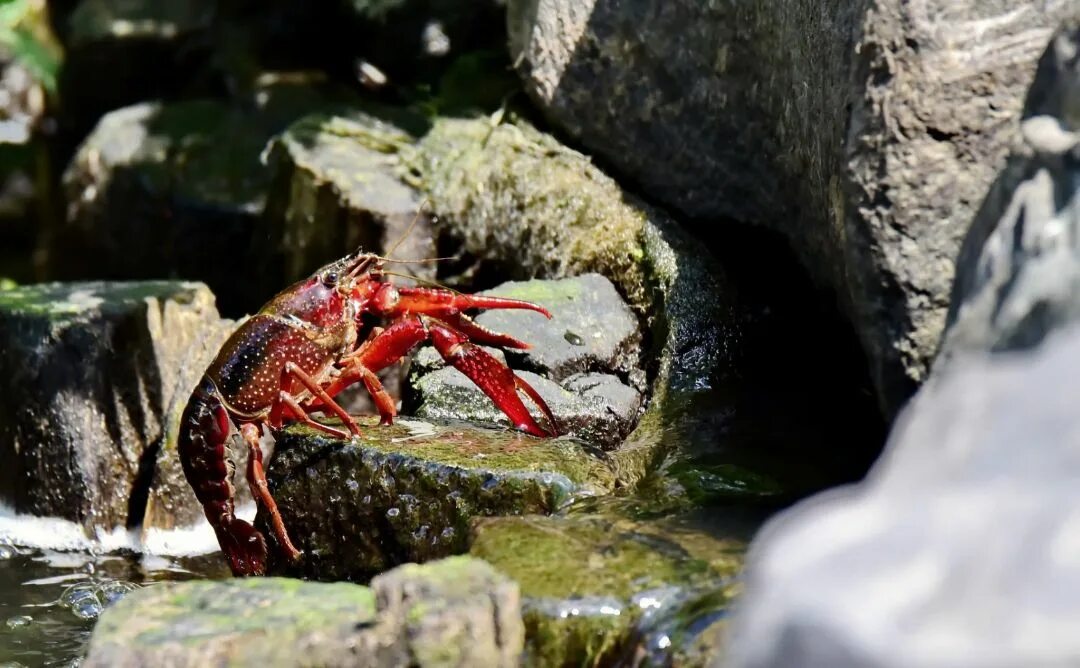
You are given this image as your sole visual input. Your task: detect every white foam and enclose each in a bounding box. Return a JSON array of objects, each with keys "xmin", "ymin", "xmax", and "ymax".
[{"xmin": 0, "ymin": 502, "xmax": 256, "ymax": 557}]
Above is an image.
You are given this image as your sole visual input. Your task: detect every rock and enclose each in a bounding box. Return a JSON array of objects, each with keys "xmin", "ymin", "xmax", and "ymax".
[
  {"xmin": 472, "ymin": 275, "xmax": 642, "ymax": 385},
  {"xmin": 51, "ymin": 74, "xmax": 353, "ymax": 315},
  {"xmin": 260, "ymin": 417, "xmax": 615, "ymax": 579},
  {"xmin": 413, "ymin": 368, "xmax": 640, "ymax": 449},
  {"xmin": 84, "ymin": 556, "xmax": 523, "ymax": 667},
  {"xmin": 410, "ymin": 117, "xmax": 739, "ymax": 485},
  {"xmin": 507, "ymin": 0, "xmax": 1080, "ymax": 417},
  {"xmin": 470, "ymin": 508, "xmax": 746, "ymax": 666},
  {"xmin": 942, "ymin": 22, "xmax": 1080, "ymax": 361},
  {"xmin": 372, "ymin": 556, "xmax": 524, "ymax": 668},
  {"xmin": 407, "ymin": 274, "xmax": 644, "ymax": 448},
  {"xmin": 0, "ymin": 281, "xmax": 232, "ymax": 533},
  {"xmin": 725, "ymin": 320, "xmax": 1080, "ymax": 668},
  {"xmin": 263, "ymin": 108, "xmax": 436, "ymax": 285}
]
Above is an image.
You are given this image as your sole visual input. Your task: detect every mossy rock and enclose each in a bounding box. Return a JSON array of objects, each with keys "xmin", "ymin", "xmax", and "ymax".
[
  {"xmin": 0, "ymin": 280, "xmax": 231, "ymax": 532},
  {"xmin": 261, "ymin": 417, "xmax": 615, "ymax": 580},
  {"xmin": 469, "ymin": 511, "xmax": 744, "ymax": 666},
  {"xmin": 53, "ymin": 74, "xmax": 355, "ymax": 315},
  {"xmin": 84, "ymin": 556, "xmax": 523, "ymax": 667}
]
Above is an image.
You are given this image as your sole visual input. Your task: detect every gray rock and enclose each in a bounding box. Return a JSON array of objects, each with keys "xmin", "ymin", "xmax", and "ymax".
[
  {"xmin": 472, "ymin": 274, "xmax": 642, "ymax": 385},
  {"xmin": 407, "ymin": 274, "xmax": 644, "ymax": 448},
  {"xmin": 725, "ymin": 320, "xmax": 1080, "ymax": 668},
  {"xmin": 411, "ymin": 117, "xmax": 739, "ymax": 485},
  {"xmin": 507, "ymin": 0, "xmax": 1080, "ymax": 417},
  {"xmin": 52, "ymin": 75, "xmax": 353, "ymax": 314},
  {"xmin": 0, "ymin": 281, "xmax": 233, "ymax": 532},
  {"xmin": 260, "ymin": 418, "xmax": 615, "ymax": 580},
  {"xmin": 84, "ymin": 556, "xmax": 523, "ymax": 667},
  {"xmin": 413, "ymin": 367, "xmax": 640, "ymax": 448},
  {"xmin": 942, "ymin": 22, "xmax": 1080, "ymax": 360}
]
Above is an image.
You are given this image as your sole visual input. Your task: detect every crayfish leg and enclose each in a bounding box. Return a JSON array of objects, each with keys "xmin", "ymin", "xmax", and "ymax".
[{"xmin": 240, "ymin": 423, "xmax": 302, "ymax": 564}]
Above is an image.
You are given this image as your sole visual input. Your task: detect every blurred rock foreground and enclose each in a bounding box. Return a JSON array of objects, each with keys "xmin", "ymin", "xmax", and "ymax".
[{"xmin": 726, "ymin": 22, "xmax": 1080, "ymax": 668}]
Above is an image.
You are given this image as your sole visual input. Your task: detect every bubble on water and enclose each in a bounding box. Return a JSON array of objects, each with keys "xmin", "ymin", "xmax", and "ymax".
[
  {"xmin": 5, "ymin": 615, "xmax": 32, "ymax": 629},
  {"xmin": 59, "ymin": 580, "xmax": 138, "ymax": 621},
  {"xmin": 386, "ymin": 508, "xmax": 400, "ymax": 518},
  {"xmin": 346, "ymin": 479, "xmax": 359, "ymax": 492}
]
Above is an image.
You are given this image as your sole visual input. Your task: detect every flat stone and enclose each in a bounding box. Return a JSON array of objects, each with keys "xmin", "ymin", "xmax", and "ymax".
[
  {"xmin": 0, "ymin": 281, "xmax": 233, "ymax": 532},
  {"xmin": 259, "ymin": 417, "xmax": 615, "ymax": 580},
  {"xmin": 84, "ymin": 556, "xmax": 523, "ymax": 667}
]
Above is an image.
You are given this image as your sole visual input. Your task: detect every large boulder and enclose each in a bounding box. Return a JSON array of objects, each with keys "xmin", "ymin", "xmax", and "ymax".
[
  {"xmin": 0, "ymin": 281, "xmax": 233, "ymax": 533},
  {"xmin": 84, "ymin": 556, "xmax": 523, "ymax": 667},
  {"xmin": 507, "ymin": 0, "xmax": 1080, "ymax": 416}
]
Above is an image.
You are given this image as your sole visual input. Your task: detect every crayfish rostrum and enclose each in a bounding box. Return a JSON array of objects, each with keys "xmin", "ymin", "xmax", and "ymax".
[{"xmin": 179, "ymin": 250, "xmax": 558, "ymax": 576}]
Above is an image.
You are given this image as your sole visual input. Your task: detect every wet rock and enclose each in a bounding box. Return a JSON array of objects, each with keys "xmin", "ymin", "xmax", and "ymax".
[
  {"xmin": 85, "ymin": 556, "xmax": 523, "ymax": 667},
  {"xmin": 52, "ymin": 74, "xmax": 352, "ymax": 314},
  {"xmin": 941, "ymin": 22, "xmax": 1080, "ymax": 361},
  {"xmin": 260, "ymin": 417, "xmax": 615, "ymax": 580},
  {"xmin": 0, "ymin": 281, "xmax": 232, "ymax": 533},
  {"xmin": 507, "ymin": 0, "xmax": 1080, "ymax": 416},
  {"xmin": 470, "ymin": 508, "xmax": 745, "ymax": 666},
  {"xmin": 725, "ymin": 320, "xmax": 1080, "ymax": 668}
]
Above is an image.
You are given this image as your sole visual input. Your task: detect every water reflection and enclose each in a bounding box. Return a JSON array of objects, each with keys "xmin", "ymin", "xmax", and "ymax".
[{"xmin": 0, "ymin": 546, "xmax": 224, "ymax": 666}]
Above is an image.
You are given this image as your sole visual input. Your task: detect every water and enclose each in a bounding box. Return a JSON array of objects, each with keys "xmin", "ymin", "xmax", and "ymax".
[{"xmin": 0, "ymin": 546, "xmax": 226, "ymax": 666}]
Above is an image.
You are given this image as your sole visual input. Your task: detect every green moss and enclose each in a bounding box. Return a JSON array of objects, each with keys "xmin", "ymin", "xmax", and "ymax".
[
  {"xmin": 286, "ymin": 418, "xmax": 614, "ymax": 491},
  {"xmin": 0, "ymin": 281, "xmax": 202, "ymax": 321},
  {"xmin": 93, "ymin": 578, "xmax": 376, "ymax": 649}
]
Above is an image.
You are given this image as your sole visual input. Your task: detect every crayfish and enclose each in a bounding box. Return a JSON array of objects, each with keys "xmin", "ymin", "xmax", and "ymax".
[{"xmin": 178, "ymin": 250, "xmax": 558, "ymax": 576}]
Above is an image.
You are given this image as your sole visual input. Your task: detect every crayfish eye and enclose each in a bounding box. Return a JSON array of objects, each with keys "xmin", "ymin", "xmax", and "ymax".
[{"xmin": 321, "ymin": 272, "xmax": 338, "ymax": 287}]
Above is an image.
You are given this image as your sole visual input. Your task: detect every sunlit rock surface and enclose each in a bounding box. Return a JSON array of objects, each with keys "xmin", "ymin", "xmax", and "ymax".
[
  {"xmin": 260, "ymin": 417, "xmax": 615, "ymax": 579},
  {"xmin": 0, "ymin": 281, "xmax": 232, "ymax": 533},
  {"xmin": 941, "ymin": 22, "xmax": 1080, "ymax": 362},
  {"xmin": 409, "ymin": 274, "xmax": 644, "ymax": 448},
  {"xmin": 84, "ymin": 556, "xmax": 522, "ymax": 667}
]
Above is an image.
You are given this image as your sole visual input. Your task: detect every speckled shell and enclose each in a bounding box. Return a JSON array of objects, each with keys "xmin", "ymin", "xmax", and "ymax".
[{"xmin": 206, "ymin": 315, "xmax": 351, "ymax": 416}]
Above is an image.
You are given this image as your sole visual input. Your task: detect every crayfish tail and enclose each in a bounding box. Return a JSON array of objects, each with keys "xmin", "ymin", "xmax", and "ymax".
[{"xmin": 214, "ymin": 518, "xmax": 269, "ymax": 577}]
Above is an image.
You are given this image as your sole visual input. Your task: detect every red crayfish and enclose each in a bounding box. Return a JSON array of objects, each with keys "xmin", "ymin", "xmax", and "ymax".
[{"xmin": 178, "ymin": 250, "xmax": 558, "ymax": 576}]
